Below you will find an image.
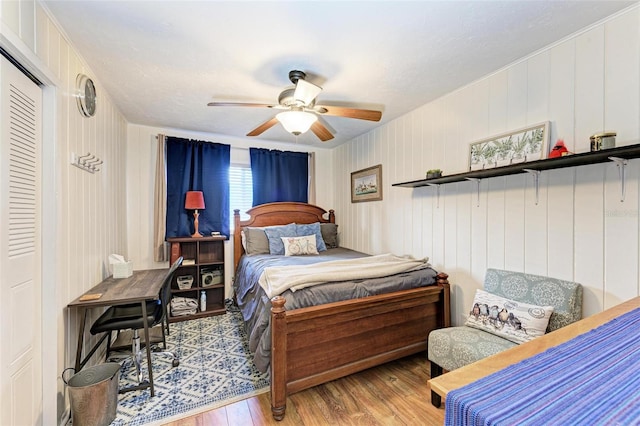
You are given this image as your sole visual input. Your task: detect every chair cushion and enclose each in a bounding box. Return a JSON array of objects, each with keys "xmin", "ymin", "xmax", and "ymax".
[
  {"xmin": 464, "ymin": 289, "xmax": 554, "ymax": 344},
  {"xmin": 428, "ymin": 326, "xmax": 518, "ymax": 372},
  {"xmin": 483, "ymin": 269, "xmax": 583, "ymax": 332}
]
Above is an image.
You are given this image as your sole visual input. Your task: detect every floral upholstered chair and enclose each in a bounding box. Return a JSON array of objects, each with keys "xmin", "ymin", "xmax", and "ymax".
[{"xmin": 427, "ymin": 268, "xmax": 583, "ymax": 407}]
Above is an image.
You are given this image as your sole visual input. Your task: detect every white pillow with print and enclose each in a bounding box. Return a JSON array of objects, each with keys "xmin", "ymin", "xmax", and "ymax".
[
  {"xmin": 281, "ymin": 235, "xmax": 319, "ymax": 256},
  {"xmin": 465, "ymin": 289, "xmax": 554, "ymax": 344}
]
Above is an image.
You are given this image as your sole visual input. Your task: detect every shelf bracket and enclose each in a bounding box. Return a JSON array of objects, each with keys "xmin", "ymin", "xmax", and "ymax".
[
  {"xmin": 465, "ymin": 178, "xmax": 481, "ymax": 207},
  {"xmin": 523, "ymin": 169, "xmax": 541, "ymax": 205},
  {"xmin": 427, "ymin": 183, "xmax": 440, "ymax": 208},
  {"xmin": 608, "ymin": 157, "xmax": 628, "ymax": 202}
]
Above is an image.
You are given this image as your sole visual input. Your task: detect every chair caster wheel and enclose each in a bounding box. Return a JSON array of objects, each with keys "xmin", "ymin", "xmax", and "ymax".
[{"xmin": 172, "ymin": 359, "xmax": 180, "ymax": 367}]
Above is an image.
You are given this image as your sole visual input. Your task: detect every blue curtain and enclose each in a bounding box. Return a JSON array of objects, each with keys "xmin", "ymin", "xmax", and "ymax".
[
  {"xmin": 166, "ymin": 137, "xmax": 230, "ymax": 238},
  {"xmin": 250, "ymin": 148, "xmax": 308, "ymax": 206}
]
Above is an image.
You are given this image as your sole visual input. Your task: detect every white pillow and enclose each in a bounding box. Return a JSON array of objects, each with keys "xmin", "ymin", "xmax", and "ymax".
[
  {"xmin": 465, "ymin": 289, "xmax": 554, "ymax": 344},
  {"xmin": 281, "ymin": 235, "xmax": 319, "ymax": 256}
]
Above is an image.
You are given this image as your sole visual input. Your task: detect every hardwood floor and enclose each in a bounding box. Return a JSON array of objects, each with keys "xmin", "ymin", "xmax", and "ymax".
[{"xmin": 162, "ymin": 354, "xmax": 445, "ymax": 426}]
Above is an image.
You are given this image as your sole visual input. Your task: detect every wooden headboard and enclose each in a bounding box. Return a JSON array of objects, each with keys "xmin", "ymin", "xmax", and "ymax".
[{"xmin": 233, "ymin": 202, "xmax": 335, "ymax": 272}]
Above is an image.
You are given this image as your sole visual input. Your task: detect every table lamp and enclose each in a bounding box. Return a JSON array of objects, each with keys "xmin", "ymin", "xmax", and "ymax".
[{"xmin": 185, "ymin": 191, "xmax": 205, "ymax": 237}]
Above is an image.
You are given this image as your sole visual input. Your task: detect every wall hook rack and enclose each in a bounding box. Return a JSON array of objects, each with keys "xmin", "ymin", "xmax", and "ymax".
[{"xmin": 71, "ymin": 152, "xmax": 103, "ymax": 173}]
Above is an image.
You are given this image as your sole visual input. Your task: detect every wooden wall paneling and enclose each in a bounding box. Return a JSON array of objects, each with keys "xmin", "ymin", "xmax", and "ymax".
[
  {"xmin": 431, "ymin": 100, "xmax": 447, "ymax": 271},
  {"xmin": 35, "ymin": 5, "xmax": 48, "ymax": 70},
  {"xmin": 574, "ymin": 26, "xmax": 605, "ymax": 153},
  {"xmin": 526, "ymin": 50, "xmax": 550, "ymax": 126},
  {"xmin": 546, "ymin": 168, "xmax": 576, "ymax": 280},
  {"xmin": 603, "ymin": 160, "xmax": 639, "ymax": 309},
  {"xmin": 470, "ymin": 179, "xmax": 489, "ymax": 294},
  {"xmin": 20, "ymin": 0, "xmax": 35, "ymax": 51},
  {"xmin": 372, "ymin": 130, "xmax": 384, "ymax": 254},
  {"xmin": 573, "ymin": 164, "xmax": 606, "ymax": 314},
  {"xmin": 549, "ymin": 39, "xmax": 576, "ymax": 148},
  {"xmin": 488, "ymin": 70, "xmax": 508, "ymax": 135},
  {"xmin": 503, "ymin": 175, "xmax": 526, "ymax": 272},
  {"xmin": 410, "ymin": 110, "xmax": 424, "ymax": 257},
  {"xmin": 604, "ymin": 9, "xmax": 640, "ymax": 145},
  {"xmin": 503, "ymin": 59, "xmax": 528, "ymax": 272},
  {"xmin": 523, "ymin": 171, "xmax": 548, "ymax": 276},
  {"xmin": 486, "ymin": 177, "xmax": 506, "ymax": 269},
  {"xmin": 506, "ymin": 61, "xmax": 528, "ymax": 130},
  {"xmin": 420, "ymin": 105, "xmax": 436, "ymax": 262},
  {"xmin": 398, "ymin": 116, "xmax": 413, "ymax": 255}
]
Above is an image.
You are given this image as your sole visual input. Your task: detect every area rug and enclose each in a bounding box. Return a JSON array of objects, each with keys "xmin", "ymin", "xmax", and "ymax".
[{"xmin": 110, "ymin": 302, "xmax": 270, "ymax": 425}]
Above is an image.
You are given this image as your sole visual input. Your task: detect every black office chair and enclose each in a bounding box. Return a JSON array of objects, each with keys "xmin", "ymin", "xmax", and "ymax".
[{"xmin": 90, "ymin": 256, "xmax": 183, "ymax": 393}]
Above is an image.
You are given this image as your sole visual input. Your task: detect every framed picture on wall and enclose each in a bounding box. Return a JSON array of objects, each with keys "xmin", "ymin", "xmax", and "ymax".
[
  {"xmin": 468, "ymin": 121, "xmax": 550, "ymax": 171},
  {"xmin": 351, "ymin": 164, "xmax": 383, "ymax": 203}
]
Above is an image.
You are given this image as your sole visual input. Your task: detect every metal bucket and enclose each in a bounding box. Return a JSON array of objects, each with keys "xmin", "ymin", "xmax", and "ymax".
[{"xmin": 66, "ymin": 362, "xmax": 120, "ymax": 426}]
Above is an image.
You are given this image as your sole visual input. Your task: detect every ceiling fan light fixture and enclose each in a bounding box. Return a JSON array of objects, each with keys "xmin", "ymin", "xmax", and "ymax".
[{"xmin": 276, "ymin": 110, "xmax": 317, "ymax": 135}]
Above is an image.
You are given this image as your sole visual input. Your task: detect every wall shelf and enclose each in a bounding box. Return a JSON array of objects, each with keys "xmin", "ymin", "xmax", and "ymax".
[{"xmin": 392, "ymin": 144, "xmax": 640, "ymax": 188}]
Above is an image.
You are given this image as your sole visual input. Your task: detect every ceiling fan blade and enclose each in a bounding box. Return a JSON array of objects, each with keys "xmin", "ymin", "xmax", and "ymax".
[
  {"xmin": 315, "ymin": 105, "xmax": 382, "ymax": 122},
  {"xmin": 207, "ymin": 102, "xmax": 274, "ymax": 108},
  {"xmin": 294, "ymin": 79, "xmax": 322, "ymax": 106},
  {"xmin": 310, "ymin": 121, "xmax": 334, "ymax": 142},
  {"xmin": 247, "ymin": 117, "xmax": 279, "ymax": 137}
]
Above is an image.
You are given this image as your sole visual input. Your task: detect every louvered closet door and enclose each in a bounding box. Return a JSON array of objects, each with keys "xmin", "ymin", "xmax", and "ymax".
[{"xmin": 0, "ymin": 54, "xmax": 43, "ymax": 426}]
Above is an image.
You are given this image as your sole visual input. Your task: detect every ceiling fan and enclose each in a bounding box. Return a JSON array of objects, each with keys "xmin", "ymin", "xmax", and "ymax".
[{"xmin": 207, "ymin": 70, "xmax": 382, "ymax": 141}]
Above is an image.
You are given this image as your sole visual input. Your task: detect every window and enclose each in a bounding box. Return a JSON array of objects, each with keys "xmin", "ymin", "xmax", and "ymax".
[{"xmin": 229, "ymin": 165, "xmax": 253, "ymax": 231}]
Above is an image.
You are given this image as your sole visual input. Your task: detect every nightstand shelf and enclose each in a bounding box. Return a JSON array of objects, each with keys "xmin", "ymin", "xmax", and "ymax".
[{"xmin": 167, "ymin": 236, "xmax": 227, "ymax": 322}]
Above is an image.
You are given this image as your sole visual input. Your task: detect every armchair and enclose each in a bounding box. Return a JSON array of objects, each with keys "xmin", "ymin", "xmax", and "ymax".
[{"xmin": 427, "ymin": 268, "xmax": 583, "ymax": 407}]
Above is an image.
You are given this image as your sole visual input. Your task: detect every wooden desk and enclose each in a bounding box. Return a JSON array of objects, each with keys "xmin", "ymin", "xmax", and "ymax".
[
  {"xmin": 67, "ymin": 268, "xmax": 169, "ymax": 396},
  {"xmin": 428, "ymin": 296, "xmax": 640, "ymax": 405}
]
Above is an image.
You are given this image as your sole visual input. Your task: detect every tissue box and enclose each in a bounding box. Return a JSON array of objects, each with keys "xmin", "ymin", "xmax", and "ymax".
[{"xmin": 113, "ymin": 261, "xmax": 133, "ymax": 278}]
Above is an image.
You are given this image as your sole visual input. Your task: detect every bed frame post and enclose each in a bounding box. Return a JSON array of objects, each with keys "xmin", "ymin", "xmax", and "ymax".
[
  {"xmin": 436, "ymin": 272, "xmax": 451, "ymax": 327},
  {"xmin": 270, "ymin": 296, "xmax": 287, "ymax": 420}
]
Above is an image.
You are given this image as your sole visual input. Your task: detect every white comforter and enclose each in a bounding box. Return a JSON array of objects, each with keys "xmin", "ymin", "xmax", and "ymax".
[{"xmin": 258, "ymin": 253, "xmax": 431, "ymax": 298}]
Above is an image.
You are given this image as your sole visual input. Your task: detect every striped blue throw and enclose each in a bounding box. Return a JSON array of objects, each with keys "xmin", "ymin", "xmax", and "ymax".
[{"xmin": 446, "ymin": 306, "xmax": 640, "ymax": 425}]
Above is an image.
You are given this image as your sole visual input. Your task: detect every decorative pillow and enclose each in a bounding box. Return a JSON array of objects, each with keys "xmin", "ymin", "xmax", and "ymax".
[
  {"xmin": 263, "ymin": 223, "xmax": 297, "ymax": 255},
  {"xmin": 243, "ymin": 227, "xmax": 270, "ymax": 255},
  {"xmin": 281, "ymin": 235, "xmax": 319, "ymax": 256},
  {"xmin": 464, "ymin": 289, "xmax": 554, "ymax": 344},
  {"xmin": 320, "ymin": 223, "xmax": 339, "ymax": 249},
  {"xmin": 295, "ymin": 222, "xmax": 327, "ymax": 252}
]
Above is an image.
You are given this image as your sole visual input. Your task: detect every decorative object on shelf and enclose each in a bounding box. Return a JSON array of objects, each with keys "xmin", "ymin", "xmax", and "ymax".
[
  {"xmin": 70, "ymin": 152, "xmax": 103, "ymax": 173},
  {"xmin": 351, "ymin": 164, "xmax": 383, "ymax": 203},
  {"xmin": 185, "ymin": 191, "xmax": 205, "ymax": 237},
  {"xmin": 76, "ymin": 74, "xmax": 97, "ymax": 117},
  {"xmin": 426, "ymin": 169, "xmax": 442, "ymax": 179},
  {"xmin": 468, "ymin": 122, "xmax": 549, "ymax": 171},
  {"xmin": 590, "ymin": 131, "xmax": 616, "ymax": 151},
  {"xmin": 549, "ymin": 139, "xmax": 571, "ymax": 158}
]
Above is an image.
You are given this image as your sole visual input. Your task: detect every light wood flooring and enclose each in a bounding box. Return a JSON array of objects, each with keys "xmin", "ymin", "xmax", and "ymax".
[{"xmin": 162, "ymin": 354, "xmax": 444, "ymax": 426}]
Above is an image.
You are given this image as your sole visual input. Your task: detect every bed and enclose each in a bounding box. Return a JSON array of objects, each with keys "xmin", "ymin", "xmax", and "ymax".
[{"xmin": 232, "ymin": 202, "xmax": 451, "ymax": 420}]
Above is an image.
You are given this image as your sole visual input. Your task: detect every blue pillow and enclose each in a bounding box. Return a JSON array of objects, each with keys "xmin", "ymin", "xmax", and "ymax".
[
  {"xmin": 295, "ymin": 222, "xmax": 327, "ymax": 252},
  {"xmin": 263, "ymin": 223, "xmax": 297, "ymax": 255}
]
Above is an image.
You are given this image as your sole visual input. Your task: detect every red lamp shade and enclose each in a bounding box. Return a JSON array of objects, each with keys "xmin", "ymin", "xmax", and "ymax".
[{"xmin": 185, "ymin": 191, "xmax": 205, "ymax": 210}]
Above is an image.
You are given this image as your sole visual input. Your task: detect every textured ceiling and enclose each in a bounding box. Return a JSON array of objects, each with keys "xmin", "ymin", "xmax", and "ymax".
[{"xmin": 43, "ymin": 1, "xmax": 635, "ymax": 148}]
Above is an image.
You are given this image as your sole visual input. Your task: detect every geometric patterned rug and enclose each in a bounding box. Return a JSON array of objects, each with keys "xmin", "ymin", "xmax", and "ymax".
[{"xmin": 110, "ymin": 301, "xmax": 270, "ymax": 425}]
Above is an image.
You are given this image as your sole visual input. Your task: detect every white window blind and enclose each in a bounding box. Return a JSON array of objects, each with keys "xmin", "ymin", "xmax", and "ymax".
[{"xmin": 229, "ymin": 165, "xmax": 253, "ymax": 230}]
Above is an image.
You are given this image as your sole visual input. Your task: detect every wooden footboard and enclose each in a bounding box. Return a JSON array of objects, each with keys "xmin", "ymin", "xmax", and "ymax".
[{"xmin": 269, "ymin": 272, "xmax": 450, "ymax": 420}]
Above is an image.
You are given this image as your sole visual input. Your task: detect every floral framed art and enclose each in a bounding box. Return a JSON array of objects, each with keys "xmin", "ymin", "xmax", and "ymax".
[
  {"xmin": 351, "ymin": 164, "xmax": 382, "ymax": 203},
  {"xmin": 468, "ymin": 122, "xmax": 550, "ymax": 171}
]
